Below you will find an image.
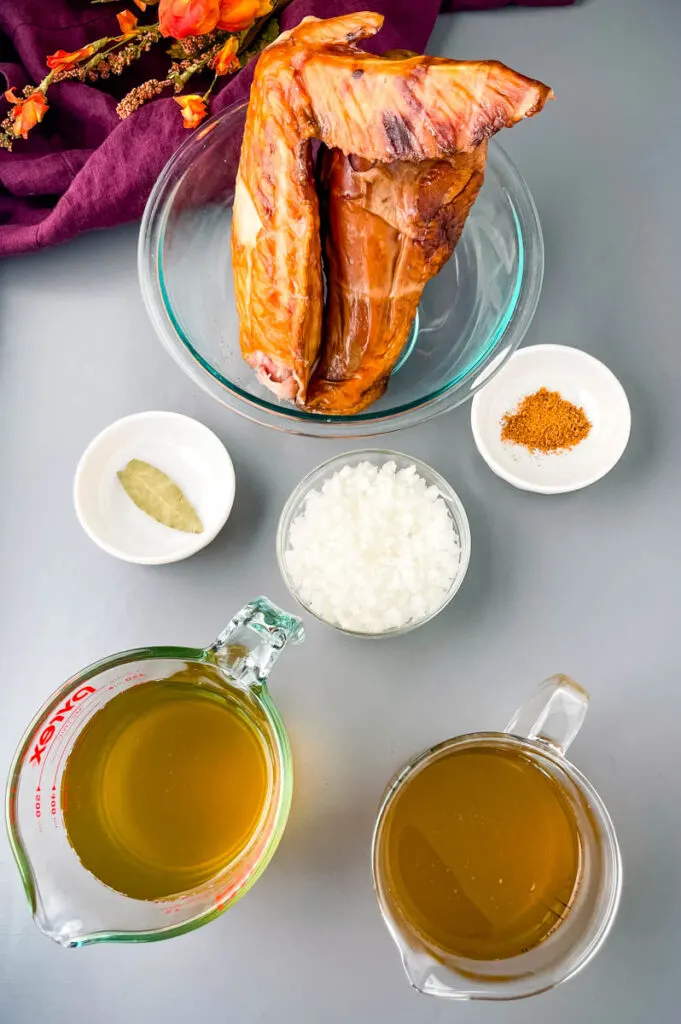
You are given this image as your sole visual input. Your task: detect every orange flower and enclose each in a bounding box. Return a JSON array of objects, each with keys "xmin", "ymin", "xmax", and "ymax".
[
  {"xmin": 46, "ymin": 46, "xmax": 95, "ymax": 73},
  {"xmin": 174, "ymin": 93, "xmax": 208, "ymax": 129},
  {"xmin": 4, "ymin": 88, "xmax": 49, "ymax": 139},
  {"xmin": 214, "ymin": 37, "xmax": 239, "ymax": 76},
  {"xmin": 117, "ymin": 9, "xmax": 138, "ymax": 35},
  {"xmin": 159, "ymin": 0, "xmax": 219, "ymax": 39},
  {"xmin": 217, "ymin": 0, "xmax": 271, "ymax": 32}
]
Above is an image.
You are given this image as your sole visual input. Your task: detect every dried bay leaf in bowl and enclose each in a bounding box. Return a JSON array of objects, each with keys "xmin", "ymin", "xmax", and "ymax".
[{"xmin": 117, "ymin": 459, "xmax": 203, "ymax": 534}]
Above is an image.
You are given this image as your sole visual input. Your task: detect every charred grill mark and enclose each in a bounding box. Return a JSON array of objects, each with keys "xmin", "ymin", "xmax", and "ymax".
[
  {"xmin": 469, "ymin": 102, "xmax": 515, "ymax": 147},
  {"xmin": 469, "ymin": 117, "xmax": 502, "ymax": 147},
  {"xmin": 492, "ymin": 104, "xmax": 512, "ymax": 131},
  {"xmin": 399, "ymin": 77, "xmax": 427, "ymax": 158},
  {"xmin": 468, "ymin": 124, "xmax": 488, "ymax": 149},
  {"xmin": 382, "ymin": 111, "xmax": 414, "ymax": 158},
  {"xmin": 431, "ymin": 118, "xmax": 458, "ymax": 154}
]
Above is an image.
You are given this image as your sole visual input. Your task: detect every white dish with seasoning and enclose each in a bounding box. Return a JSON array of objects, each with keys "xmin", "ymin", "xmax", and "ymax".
[
  {"xmin": 277, "ymin": 450, "xmax": 471, "ymax": 638},
  {"xmin": 471, "ymin": 344, "xmax": 631, "ymax": 494},
  {"xmin": 74, "ymin": 411, "xmax": 235, "ymax": 564}
]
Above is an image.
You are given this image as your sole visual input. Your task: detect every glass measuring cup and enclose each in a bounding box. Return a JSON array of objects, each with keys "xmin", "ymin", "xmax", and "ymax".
[
  {"xmin": 372, "ymin": 676, "xmax": 622, "ymax": 1000},
  {"xmin": 6, "ymin": 597, "xmax": 303, "ymax": 947}
]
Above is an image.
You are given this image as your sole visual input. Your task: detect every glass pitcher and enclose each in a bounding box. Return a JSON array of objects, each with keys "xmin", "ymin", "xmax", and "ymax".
[
  {"xmin": 372, "ymin": 676, "xmax": 622, "ymax": 1000},
  {"xmin": 6, "ymin": 597, "xmax": 304, "ymax": 947}
]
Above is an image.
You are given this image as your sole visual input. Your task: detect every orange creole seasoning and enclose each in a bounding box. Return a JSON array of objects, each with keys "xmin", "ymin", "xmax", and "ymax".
[{"xmin": 501, "ymin": 387, "xmax": 591, "ymax": 453}]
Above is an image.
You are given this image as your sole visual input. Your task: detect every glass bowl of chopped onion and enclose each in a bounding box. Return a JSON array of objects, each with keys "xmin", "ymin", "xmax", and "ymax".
[{"xmin": 276, "ymin": 451, "xmax": 471, "ymax": 637}]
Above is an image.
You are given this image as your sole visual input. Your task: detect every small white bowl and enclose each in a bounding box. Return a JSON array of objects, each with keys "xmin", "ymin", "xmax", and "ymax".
[
  {"xmin": 74, "ymin": 411, "xmax": 235, "ymax": 564},
  {"xmin": 471, "ymin": 345, "xmax": 631, "ymax": 494}
]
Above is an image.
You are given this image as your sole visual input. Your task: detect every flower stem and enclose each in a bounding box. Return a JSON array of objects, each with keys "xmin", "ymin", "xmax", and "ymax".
[{"xmin": 202, "ymin": 73, "xmax": 219, "ymax": 103}]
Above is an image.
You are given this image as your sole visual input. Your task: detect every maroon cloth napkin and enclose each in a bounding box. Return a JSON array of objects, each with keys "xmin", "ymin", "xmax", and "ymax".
[{"xmin": 0, "ymin": 1, "xmax": 572, "ymax": 256}]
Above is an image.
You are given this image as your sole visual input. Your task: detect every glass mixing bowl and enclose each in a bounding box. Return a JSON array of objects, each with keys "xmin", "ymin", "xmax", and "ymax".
[
  {"xmin": 276, "ymin": 450, "xmax": 471, "ymax": 638},
  {"xmin": 139, "ymin": 101, "xmax": 544, "ymax": 438}
]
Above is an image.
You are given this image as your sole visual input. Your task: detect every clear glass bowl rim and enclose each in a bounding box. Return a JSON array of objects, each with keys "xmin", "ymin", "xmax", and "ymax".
[
  {"xmin": 138, "ymin": 101, "xmax": 545, "ymax": 438},
  {"xmin": 276, "ymin": 449, "xmax": 472, "ymax": 637}
]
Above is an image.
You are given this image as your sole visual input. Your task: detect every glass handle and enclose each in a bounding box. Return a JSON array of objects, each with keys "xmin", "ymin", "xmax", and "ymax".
[
  {"xmin": 207, "ymin": 597, "xmax": 304, "ymax": 690},
  {"xmin": 505, "ymin": 674, "xmax": 589, "ymax": 756}
]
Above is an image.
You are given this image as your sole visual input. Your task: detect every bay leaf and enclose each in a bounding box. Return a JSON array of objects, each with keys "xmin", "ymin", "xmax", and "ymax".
[{"xmin": 117, "ymin": 459, "xmax": 203, "ymax": 534}]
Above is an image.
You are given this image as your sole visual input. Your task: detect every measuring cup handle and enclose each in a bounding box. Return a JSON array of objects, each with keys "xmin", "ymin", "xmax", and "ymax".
[
  {"xmin": 505, "ymin": 675, "xmax": 589, "ymax": 756},
  {"xmin": 208, "ymin": 597, "xmax": 304, "ymax": 690}
]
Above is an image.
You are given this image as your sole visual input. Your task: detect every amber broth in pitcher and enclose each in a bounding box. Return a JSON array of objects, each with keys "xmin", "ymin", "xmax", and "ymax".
[
  {"xmin": 380, "ymin": 743, "xmax": 581, "ymax": 960},
  {"xmin": 62, "ymin": 676, "xmax": 270, "ymax": 900}
]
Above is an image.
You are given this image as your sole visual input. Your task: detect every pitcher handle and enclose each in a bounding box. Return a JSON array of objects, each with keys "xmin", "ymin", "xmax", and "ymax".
[
  {"xmin": 505, "ymin": 674, "xmax": 589, "ymax": 756},
  {"xmin": 207, "ymin": 597, "xmax": 304, "ymax": 691}
]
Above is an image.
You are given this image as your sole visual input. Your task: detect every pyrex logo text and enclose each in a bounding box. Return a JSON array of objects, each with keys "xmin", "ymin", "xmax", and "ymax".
[{"xmin": 29, "ymin": 686, "xmax": 96, "ymax": 766}]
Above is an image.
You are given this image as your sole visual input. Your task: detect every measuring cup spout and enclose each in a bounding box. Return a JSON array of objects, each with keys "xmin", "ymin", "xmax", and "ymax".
[
  {"xmin": 391, "ymin": 937, "xmax": 467, "ymax": 998},
  {"xmin": 400, "ymin": 947, "xmax": 444, "ymax": 995},
  {"xmin": 207, "ymin": 597, "xmax": 304, "ymax": 691}
]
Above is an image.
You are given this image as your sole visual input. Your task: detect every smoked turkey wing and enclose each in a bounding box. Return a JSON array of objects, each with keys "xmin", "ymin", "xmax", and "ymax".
[
  {"xmin": 305, "ymin": 145, "xmax": 487, "ymax": 415},
  {"xmin": 231, "ymin": 12, "xmax": 553, "ymax": 404}
]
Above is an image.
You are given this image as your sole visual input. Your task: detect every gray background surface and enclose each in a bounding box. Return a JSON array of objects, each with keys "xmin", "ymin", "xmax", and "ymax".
[{"xmin": 1, "ymin": 0, "xmax": 679, "ymax": 1020}]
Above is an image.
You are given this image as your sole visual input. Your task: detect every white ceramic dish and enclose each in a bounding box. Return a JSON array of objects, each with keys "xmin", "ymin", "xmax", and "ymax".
[
  {"xmin": 471, "ymin": 345, "xmax": 631, "ymax": 494},
  {"xmin": 74, "ymin": 411, "xmax": 235, "ymax": 563}
]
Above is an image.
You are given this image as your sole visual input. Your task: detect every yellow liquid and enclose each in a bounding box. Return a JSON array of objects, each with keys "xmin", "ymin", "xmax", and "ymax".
[
  {"xmin": 62, "ymin": 676, "xmax": 270, "ymax": 900},
  {"xmin": 380, "ymin": 745, "xmax": 581, "ymax": 960}
]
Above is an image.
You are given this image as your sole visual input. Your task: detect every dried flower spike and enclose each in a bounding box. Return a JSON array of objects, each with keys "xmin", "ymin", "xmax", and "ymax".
[
  {"xmin": 117, "ymin": 78, "xmax": 169, "ymax": 118},
  {"xmin": 174, "ymin": 92, "xmax": 207, "ymax": 128},
  {"xmin": 4, "ymin": 88, "xmax": 49, "ymax": 139}
]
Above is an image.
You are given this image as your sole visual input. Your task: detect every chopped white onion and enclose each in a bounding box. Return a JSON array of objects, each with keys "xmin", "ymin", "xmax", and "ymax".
[{"xmin": 284, "ymin": 461, "xmax": 461, "ymax": 633}]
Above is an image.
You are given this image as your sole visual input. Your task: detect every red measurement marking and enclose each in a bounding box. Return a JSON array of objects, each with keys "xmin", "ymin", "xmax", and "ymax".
[
  {"xmin": 30, "ymin": 686, "xmax": 96, "ymax": 768},
  {"xmin": 52, "ymin": 701, "xmax": 89, "ymax": 781},
  {"xmin": 47, "ymin": 702, "xmax": 82, "ymax": 786},
  {"xmin": 108, "ymin": 674, "xmax": 145, "ymax": 690},
  {"xmin": 50, "ymin": 686, "xmax": 142, "ymax": 825},
  {"xmin": 214, "ymin": 882, "xmax": 242, "ymax": 911},
  {"xmin": 39, "ymin": 697, "xmax": 88, "ymax": 802},
  {"xmin": 51, "ymin": 720, "xmax": 76, "ymax": 785},
  {"xmin": 34, "ymin": 785, "xmax": 41, "ymax": 820},
  {"xmin": 50, "ymin": 694, "xmax": 113, "ymax": 823}
]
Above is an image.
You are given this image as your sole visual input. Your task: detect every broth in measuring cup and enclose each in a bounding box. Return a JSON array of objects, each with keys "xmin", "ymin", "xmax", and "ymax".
[{"xmin": 62, "ymin": 676, "xmax": 271, "ymax": 900}]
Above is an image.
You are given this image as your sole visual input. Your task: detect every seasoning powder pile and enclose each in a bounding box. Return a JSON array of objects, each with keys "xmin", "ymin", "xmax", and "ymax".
[{"xmin": 501, "ymin": 388, "xmax": 591, "ymax": 453}]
